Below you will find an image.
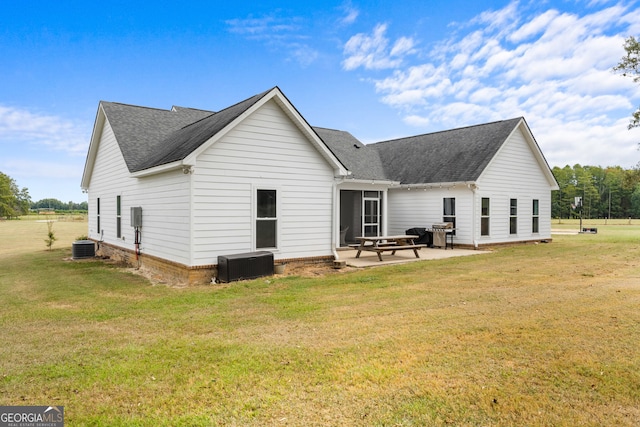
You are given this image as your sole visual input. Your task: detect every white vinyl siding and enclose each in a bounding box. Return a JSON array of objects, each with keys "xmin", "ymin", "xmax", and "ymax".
[
  {"xmin": 387, "ymin": 187, "xmax": 472, "ymax": 243},
  {"xmin": 191, "ymin": 99, "xmax": 336, "ymax": 264},
  {"xmin": 86, "ymin": 119, "xmax": 192, "ymax": 265},
  {"xmin": 476, "ymin": 125, "xmax": 553, "ymax": 244},
  {"xmin": 388, "ymin": 124, "xmax": 554, "ymax": 247}
]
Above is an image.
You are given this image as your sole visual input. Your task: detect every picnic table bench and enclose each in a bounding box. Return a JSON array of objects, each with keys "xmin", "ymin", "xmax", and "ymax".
[{"xmin": 353, "ymin": 235, "xmax": 427, "ymax": 261}]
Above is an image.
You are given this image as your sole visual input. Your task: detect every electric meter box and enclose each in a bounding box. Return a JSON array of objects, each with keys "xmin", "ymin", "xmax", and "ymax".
[{"xmin": 131, "ymin": 207, "xmax": 143, "ymax": 227}]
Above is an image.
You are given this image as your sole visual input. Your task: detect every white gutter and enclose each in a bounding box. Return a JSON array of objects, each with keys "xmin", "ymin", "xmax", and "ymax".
[
  {"xmin": 335, "ymin": 177, "xmax": 399, "ymax": 186},
  {"xmin": 130, "ymin": 160, "xmax": 186, "ymax": 178},
  {"xmin": 396, "ymin": 181, "xmax": 476, "ymax": 190}
]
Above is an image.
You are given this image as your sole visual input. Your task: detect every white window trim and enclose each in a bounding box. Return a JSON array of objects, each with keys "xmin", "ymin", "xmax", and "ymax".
[
  {"xmin": 510, "ymin": 198, "xmax": 518, "ymax": 235},
  {"xmin": 481, "ymin": 197, "xmax": 490, "ymax": 237},
  {"xmin": 116, "ymin": 195, "xmax": 122, "ymax": 239},
  {"xmin": 252, "ymin": 185, "xmax": 281, "ymax": 252}
]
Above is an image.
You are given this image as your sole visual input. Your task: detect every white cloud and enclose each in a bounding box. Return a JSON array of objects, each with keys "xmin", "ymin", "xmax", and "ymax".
[
  {"xmin": 535, "ymin": 116, "xmax": 639, "ymax": 168},
  {"xmin": 342, "ymin": 23, "xmax": 417, "ymax": 70},
  {"xmin": 343, "ymin": 1, "xmax": 640, "ymax": 167},
  {"xmin": 225, "ymin": 15, "xmax": 302, "ymax": 37},
  {"xmin": 225, "ymin": 13, "xmax": 319, "ymax": 67},
  {"xmin": 289, "ymin": 43, "xmax": 320, "ymax": 67},
  {"xmin": 0, "ymin": 105, "xmax": 88, "ymax": 155},
  {"xmin": 339, "ymin": 3, "xmax": 359, "ymax": 25},
  {"xmin": 509, "ymin": 10, "xmax": 558, "ymax": 43}
]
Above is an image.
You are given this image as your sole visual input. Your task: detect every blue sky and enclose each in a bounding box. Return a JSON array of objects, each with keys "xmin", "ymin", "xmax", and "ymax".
[{"xmin": 1, "ymin": 0, "xmax": 639, "ymax": 203}]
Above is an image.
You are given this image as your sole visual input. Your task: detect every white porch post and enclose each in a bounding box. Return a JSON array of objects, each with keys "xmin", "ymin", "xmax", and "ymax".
[{"xmin": 382, "ymin": 189, "xmax": 389, "ymax": 235}]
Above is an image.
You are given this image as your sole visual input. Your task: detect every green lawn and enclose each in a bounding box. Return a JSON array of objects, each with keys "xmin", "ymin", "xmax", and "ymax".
[{"xmin": 0, "ymin": 220, "xmax": 639, "ymax": 426}]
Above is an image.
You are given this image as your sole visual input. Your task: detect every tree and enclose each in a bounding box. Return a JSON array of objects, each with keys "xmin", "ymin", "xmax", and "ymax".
[
  {"xmin": 44, "ymin": 220, "xmax": 57, "ymax": 250},
  {"xmin": 613, "ymin": 36, "xmax": 640, "ymax": 130},
  {"xmin": 0, "ymin": 172, "xmax": 31, "ymax": 218}
]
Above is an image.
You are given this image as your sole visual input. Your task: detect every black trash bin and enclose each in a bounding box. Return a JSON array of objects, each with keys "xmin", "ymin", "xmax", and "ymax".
[{"xmin": 405, "ymin": 227, "xmax": 433, "ymax": 247}]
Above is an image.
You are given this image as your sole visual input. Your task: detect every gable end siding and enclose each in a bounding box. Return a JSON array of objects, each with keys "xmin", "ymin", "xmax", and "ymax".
[
  {"xmin": 191, "ymin": 99, "xmax": 336, "ymax": 264},
  {"xmin": 476, "ymin": 127, "xmax": 552, "ymax": 242}
]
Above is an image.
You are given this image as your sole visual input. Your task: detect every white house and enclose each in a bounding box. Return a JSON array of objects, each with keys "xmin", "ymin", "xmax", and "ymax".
[
  {"xmin": 81, "ymin": 87, "xmax": 558, "ymax": 284},
  {"xmin": 371, "ymin": 118, "xmax": 559, "ymax": 247}
]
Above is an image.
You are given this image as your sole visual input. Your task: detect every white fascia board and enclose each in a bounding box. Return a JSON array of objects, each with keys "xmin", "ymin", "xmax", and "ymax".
[
  {"xmin": 515, "ymin": 119, "xmax": 559, "ymax": 189},
  {"xmin": 130, "ymin": 160, "xmax": 183, "ymax": 178},
  {"xmin": 81, "ymin": 104, "xmax": 107, "ymax": 190},
  {"xmin": 515, "ymin": 119, "xmax": 560, "ymax": 190},
  {"xmin": 477, "ymin": 118, "xmax": 559, "ymax": 191}
]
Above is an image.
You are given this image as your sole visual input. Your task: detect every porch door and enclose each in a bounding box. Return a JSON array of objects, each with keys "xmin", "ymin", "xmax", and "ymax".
[
  {"xmin": 363, "ymin": 191, "xmax": 381, "ymax": 237},
  {"xmin": 339, "ymin": 190, "xmax": 383, "ymax": 245}
]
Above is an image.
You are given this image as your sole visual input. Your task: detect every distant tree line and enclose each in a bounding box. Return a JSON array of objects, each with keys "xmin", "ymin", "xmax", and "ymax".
[
  {"xmin": 31, "ymin": 198, "xmax": 88, "ymax": 212},
  {"xmin": 1, "ymin": 171, "xmax": 87, "ymax": 219},
  {"xmin": 552, "ymin": 164, "xmax": 640, "ymax": 219}
]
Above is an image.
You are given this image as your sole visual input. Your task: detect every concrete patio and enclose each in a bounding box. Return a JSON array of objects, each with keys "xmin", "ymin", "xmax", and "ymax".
[{"xmin": 336, "ymin": 246, "xmax": 489, "ymax": 268}]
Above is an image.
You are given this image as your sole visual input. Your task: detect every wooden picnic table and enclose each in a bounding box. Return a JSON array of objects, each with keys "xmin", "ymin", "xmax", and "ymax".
[{"xmin": 354, "ymin": 235, "xmax": 427, "ymax": 261}]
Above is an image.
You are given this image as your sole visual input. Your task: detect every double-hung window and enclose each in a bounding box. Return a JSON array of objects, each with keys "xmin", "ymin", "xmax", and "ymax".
[
  {"xmin": 510, "ymin": 198, "xmax": 518, "ymax": 235},
  {"xmin": 116, "ymin": 195, "xmax": 122, "ymax": 238},
  {"xmin": 256, "ymin": 189, "xmax": 277, "ymax": 249},
  {"xmin": 481, "ymin": 198, "xmax": 490, "ymax": 236},
  {"xmin": 532, "ymin": 199, "xmax": 539, "ymax": 233},
  {"xmin": 97, "ymin": 198, "xmax": 101, "ymax": 234},
  {"xmin": 443, "ymin": 197, "xmax": 456, "ymax": 232}
]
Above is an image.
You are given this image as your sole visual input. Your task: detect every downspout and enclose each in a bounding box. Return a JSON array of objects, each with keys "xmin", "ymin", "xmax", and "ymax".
[
  {"xmin": 187, "ymin": 165, "xmax": 195, "ymax": 268},
  {"xmin": 332, "ymin": 181, "xmax": 339, "ymax": 260}
]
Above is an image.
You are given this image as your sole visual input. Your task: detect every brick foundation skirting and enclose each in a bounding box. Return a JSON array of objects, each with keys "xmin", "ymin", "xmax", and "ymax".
[{"xmin": 94, "ymin": 241, "xmax": 334, "ymax": 286}]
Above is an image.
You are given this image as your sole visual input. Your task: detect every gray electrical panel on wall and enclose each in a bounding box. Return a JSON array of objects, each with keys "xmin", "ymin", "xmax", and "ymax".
[{"xmin": 131, "ymin": 207, "xmax": 142, "ymax": 227}]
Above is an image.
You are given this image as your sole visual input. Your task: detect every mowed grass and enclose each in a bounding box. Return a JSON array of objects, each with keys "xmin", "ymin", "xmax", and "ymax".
[
  {"xmin": 0, "ymin": 220, "xmax": 639, "ymax": 426},
  {"xmin": 0, "ymin": 216, "xmax": 88, "ymax": 256}
]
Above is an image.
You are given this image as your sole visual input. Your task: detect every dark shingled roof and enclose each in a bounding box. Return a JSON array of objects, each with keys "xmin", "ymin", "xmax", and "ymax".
[
  {"xmin": 99, "ymin": 87, "xmax": 525, "ymax": 183},
  {"xmin": 313, "ymin": 127, "xmax": 389, "ymax": 181},
  {"xmin": 135, "ymin": 89, "xmax": 270, "ymax": 171},
  {"xmin": 370, "ymin": 118, "xmax": 523, "ymax": 184},
  {"xmin": 101, "ymin": 89, "xmax": 271, "ymax": 172},
  {"xmin": 101, "ymin": 102, "xmax": 214, "ymax": 172}
]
